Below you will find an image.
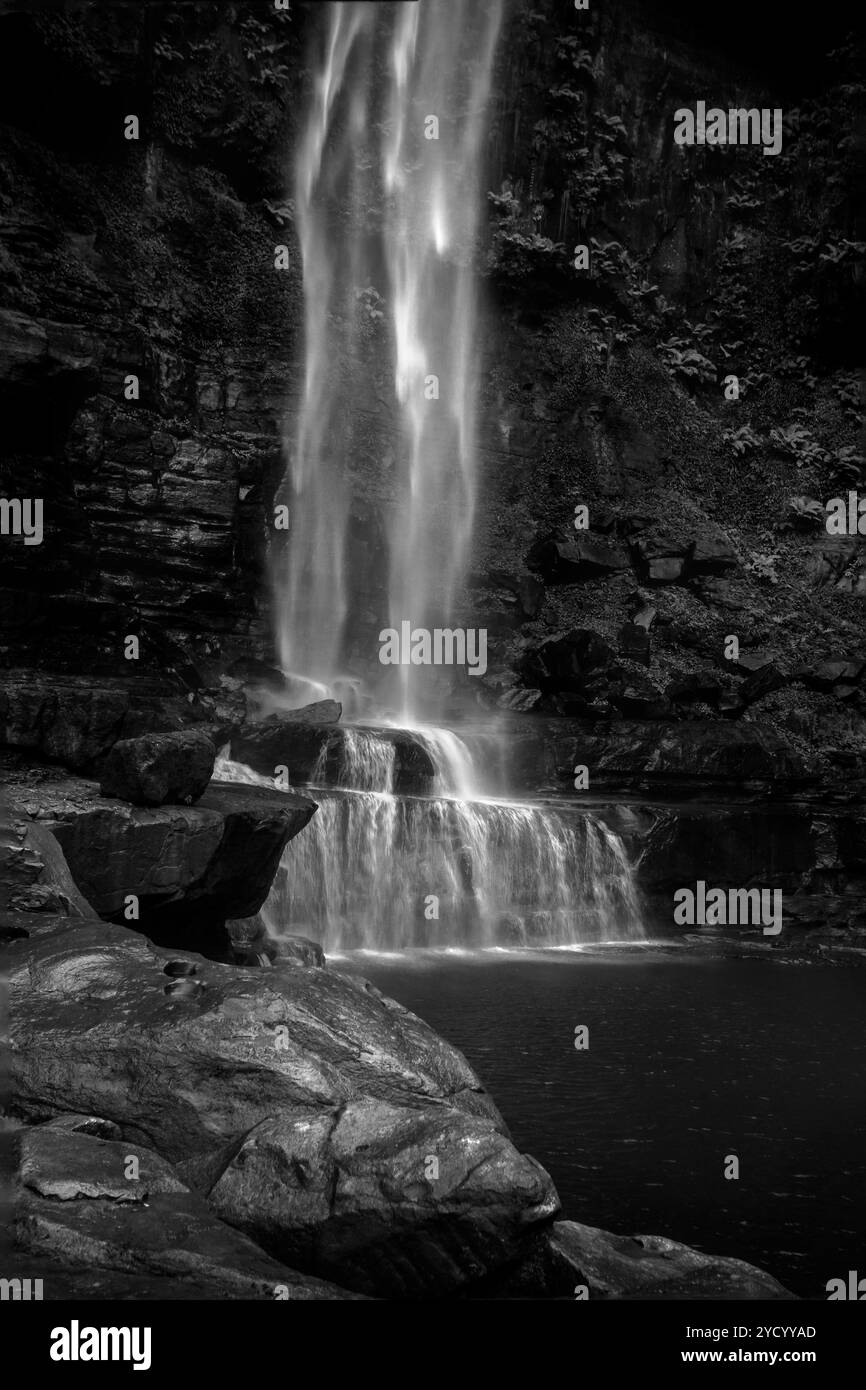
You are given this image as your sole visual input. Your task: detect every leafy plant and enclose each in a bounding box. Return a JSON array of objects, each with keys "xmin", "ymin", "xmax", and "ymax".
[
  {"xmin": 833, "ymin": 444, "xmax": 865, "ymax": 484},
  {"xmin": 586, "ymin": 308, "xmax": 636, "ymax": 350},
  {"xmin": 554, "ymin": 37, "xmax": 595, "ymax": 75},
  {"xmin": 589, "ymin": 237, "xmax": 632, "ymax": 277},
  {"xmin": 486, "ymin": 230, "xmax": 567, "ymax": 285},
  {"xmin": 769, "ymin": 423, "xmax": 828, "ymax": 467},
  {"xmin": 787, "ymin": 495, "xmax": 825, "ymax": 526},
  {"xmin": 355, "ymin": 285, "xmax": 385, "ymax": 322},
  {"xmin": 723, "ymin": 424, "xmax": 762, "ymax": 456},
  {"xmin": 658, "ymin": 336, "xmax": 716, "ymax": 384},
  {"xmin": 747, "ymin": 552, "xmax": 782, "ymax": 585},
  {"xmin": 832, "ymin": 372, "xmax": 862, "ymax": 412},
  {"xmin": 626, "ymin": 278, "xmax": 659, "ymax": 302}
]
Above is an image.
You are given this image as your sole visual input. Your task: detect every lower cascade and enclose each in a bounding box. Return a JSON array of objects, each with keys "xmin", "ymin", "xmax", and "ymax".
[{"xmin": 217, "ymin": 726, "xmax": 643, "ymax": 953}]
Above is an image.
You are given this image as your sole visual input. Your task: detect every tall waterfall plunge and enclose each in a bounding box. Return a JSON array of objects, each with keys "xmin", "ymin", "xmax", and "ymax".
[
  {"xmin": 273, "ymin": 0, "xmax": 501, "ymax": 719},
  {"xmin": 244, "ymin": 0, "xmax": 645, "ymax": 952}
]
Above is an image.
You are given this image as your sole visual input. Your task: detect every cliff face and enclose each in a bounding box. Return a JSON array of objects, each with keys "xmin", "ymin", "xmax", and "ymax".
[
  {"xmin": 469, "ymin": 0, "xmax": 866, "ymax": 780},
  {"xmin": 0, "ymin": 0, "xmax": 304, "ymax": 690},
  {"xmin": 0, "ymin": 0, "xmax": 864, "ymax": 782}
]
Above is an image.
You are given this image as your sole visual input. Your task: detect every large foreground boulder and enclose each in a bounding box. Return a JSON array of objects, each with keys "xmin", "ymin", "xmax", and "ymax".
[
  {"xmin": 6, "ymin": 920, "xmax": 559, "ymax": 1298},
  {"xmin": 99, "ymin": 730, "xmax": 216, "ymax": 806},
  {"xmin": 13, "ymin": 1120, "xmax": 357, "ymax": 1300}
]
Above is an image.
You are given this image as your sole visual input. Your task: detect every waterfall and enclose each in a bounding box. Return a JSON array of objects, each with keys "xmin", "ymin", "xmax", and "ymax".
[
  {"xmin": 273, "ymin": 0, "xmax": 502, "ymax": 717},
  {"xmin": 217, "ymin": 735, "xmax": 644, "ymax": 952},
  {"xmin": 252, "ymin": 2, "xmax": 645, "ymax": 952},
  {"xmin": 264, "ymin": 792, "xmax": 642, "ymax": 953}
]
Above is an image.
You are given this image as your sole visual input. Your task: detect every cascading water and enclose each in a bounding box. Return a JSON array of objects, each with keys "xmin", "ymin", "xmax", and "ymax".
[
  {"xmin": 217, "ymin": 738, "xmax": 643, "ymax": 952},
  {"xmin": 247, "ymin": 0, "xmax": 645, "ymax": 952},
  {"xmin": 273, "ymin": 0, "xmax": 501, "ymax": 716}
]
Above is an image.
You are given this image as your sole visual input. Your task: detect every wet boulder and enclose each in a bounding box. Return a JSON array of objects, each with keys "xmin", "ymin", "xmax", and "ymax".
[
  {"xmin": 99, "ymin": 730, "xmax": 216, "ymax": 806},
  {"xmin": 493, "ymin": 1221, "xmax": 795, "ymax": 1300},
  {"xmin": 8, "ymin": 919, "xmax": 560, "ymax": 1298},
  {"xmin": 14, "ymin": 1122, "xmax": 356, "ymax": 1300}
]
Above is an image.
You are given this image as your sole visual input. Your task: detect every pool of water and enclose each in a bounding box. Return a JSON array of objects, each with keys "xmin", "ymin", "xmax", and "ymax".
[{"xmin": 338, "ymin": 944, "xmax": 866, "ymax": 1298}]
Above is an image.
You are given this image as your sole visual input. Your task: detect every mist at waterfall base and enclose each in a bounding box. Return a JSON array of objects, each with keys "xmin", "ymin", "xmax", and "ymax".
[
  {"xmin": 217, "ymin": 733, "xmax": 643, "ymax": 952},
  {"xmin": 342, "ymin": 948, "xmax": 866, "ymax": 1299}
]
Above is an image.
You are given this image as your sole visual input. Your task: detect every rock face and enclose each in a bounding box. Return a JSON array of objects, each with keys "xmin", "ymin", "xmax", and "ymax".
[
  {"xmin": 281, "ymin": 700, "xmax": 342, "ymax": 725},
  {"xmin": 505, "ymin": 715, "xmax": 815, "ymax": 798},
  {"xmin": 99, "ymin": 730, "xmax": 216, "ymax": 806},
  {"xmin": 497, "ymin": 1222, "xmax": 795, "ymax": 1300},
  {"xmin": 230, "ymin": 720, "xmax": 436, "ymax": 794},
  {"xmin": 6, "ymin": 919, "xmax": 559, "ymax": 1298},
  {"xmin": 201, "ymin": 1099, "xmax": 556, "ymax": 1298},
  {"xmin": 0, "ymin": 797, "xmax": 94, "ymax": 919},
  {"xmin": 14, "ymin": 1120, "xmax": 358, "ymax": 1300},
  {"xmin": 4, "ymin": 774, "xmax": 317, "ymax": 946},
  {"xmin": 0, "ymin": 670, "xmax": 245, "ymax": 774},
  {"xmin": 518, "ymin": 629, "xmax": 619, "ymax": 713}
]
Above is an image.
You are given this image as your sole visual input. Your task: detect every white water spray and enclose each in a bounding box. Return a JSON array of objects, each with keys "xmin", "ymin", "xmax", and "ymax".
[
  {"xmin": 217, "ymin": 742, "xmax": 644, "ymax": 952},
  {"xmin": 273, "ymin": 0, "xmax": 501, "ymax": 717}
]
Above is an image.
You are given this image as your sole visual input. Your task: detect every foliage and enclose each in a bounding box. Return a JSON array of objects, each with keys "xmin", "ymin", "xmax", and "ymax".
[
  {"xmin": 486, "ymin": 229, "xmax": 568, "ymax": 286},
  {"xmin": 747, "ymin": 552, "xmax": 782, "ymax": 585},
  {"xmin": 769, "ymin": 423, "xmax": 829, "ymax": 468},
  {"xmin": 833, "ymin": 444, "xmax": 866, "ymax": 484},
  {"xmin": 355, "ymin": 285, "xmax": 385, "ymax": 323},
  {"xmin": 723, "ymin": 424, "xmax": 762, "ymax": 456},
  {"xmin": 658, "ymin": 336, "xmax": 716, "ymax": 384},
  {"xmin": 589, "ymin": 237, "xmax": 632, "ymax": 278},
  {"xmin": 787, "ymin": 495, "xmax": 826, "ymax": 526},
  {"xmin": 778, "ymin": 355, "xmax": 817, "ymax": 390}
]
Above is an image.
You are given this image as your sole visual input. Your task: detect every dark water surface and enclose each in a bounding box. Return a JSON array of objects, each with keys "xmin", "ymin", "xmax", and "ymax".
[{"xmin": 339, "ymin": 946, "xmax": 866, "ymax": 1298}]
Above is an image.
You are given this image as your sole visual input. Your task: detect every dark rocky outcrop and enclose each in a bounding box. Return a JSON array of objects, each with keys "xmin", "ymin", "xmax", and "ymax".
[
  {"xmin": 494, "ymin": 1222, "xmax": 795, "ymax": 1300},
  {"xmin": 99, "ymin": 729, "xmax": 216, "ymax": 806},
  {"xmin": 6, "ymin": 918, "xmax": 559, "ymax": 1298},
  {"xmin": 230, "ymin": 719, "xmax": 436, "ymax": 794},
  {"xmin": 280, "ymin": 699, "xmax": 342, "ymax": 724},
  {"xmin": 505, "ymin": 716, "xmax": 816, "ymax": 798},
  {"xmin": 3, "ymin": 771, "xmax": 317, "ymax": 948},
  {"xmin": 526, "ymin": 536, "xmax": 630, "ymax": 583},
  {"xmin": 0, "ymin": 796, "xmax": 94, "ymax": 919},
  {"xmin": 0, "ymin": 670, "xmax": 244, "ymax": 774},
  {"xmin": 518, "ymin": 629, "xmax": 618, "ymax": 707},
  {"xmin": 14, "ymin": 1121, "xmax": 358, "ymax": 1300}
]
